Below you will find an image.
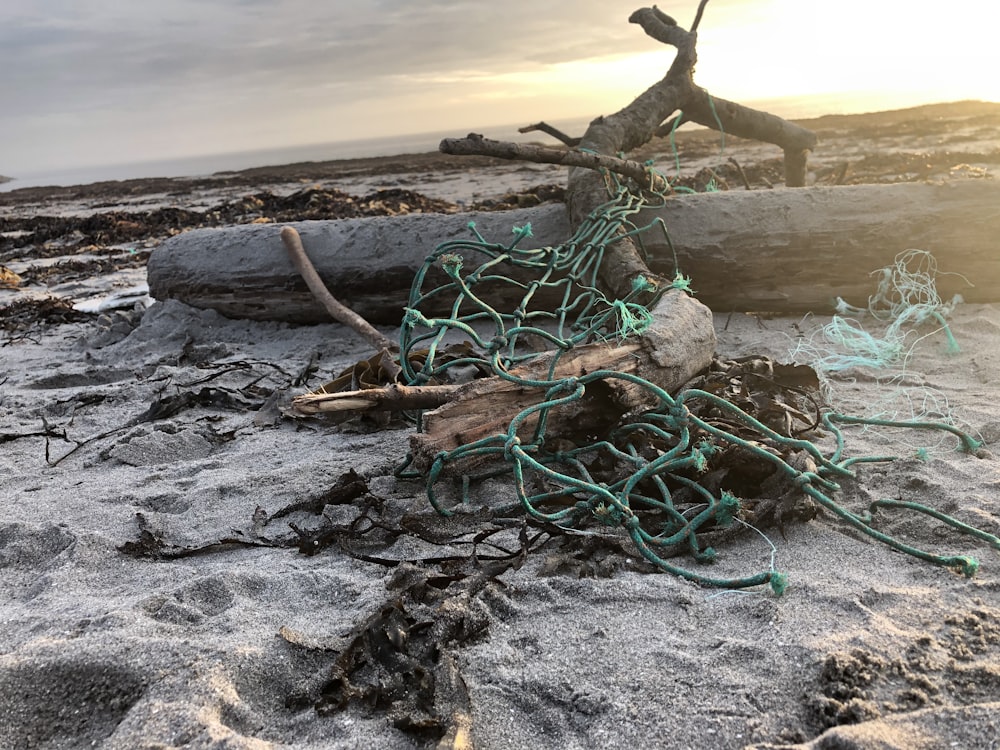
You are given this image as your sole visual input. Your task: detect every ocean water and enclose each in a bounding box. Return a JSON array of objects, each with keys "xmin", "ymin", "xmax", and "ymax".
[
  {"xmin": 0, "ymin": 92, "xmax": 944, "ymax": 193},
  {"xmin": 0, "ymin": 118, "xmax": 596, "ymax": 193}
]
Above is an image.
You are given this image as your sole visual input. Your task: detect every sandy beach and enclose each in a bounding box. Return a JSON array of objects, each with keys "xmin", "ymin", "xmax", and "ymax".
[{"xmin": 3, "ymin": 101, "xmax": 1000, "ymax": 749}]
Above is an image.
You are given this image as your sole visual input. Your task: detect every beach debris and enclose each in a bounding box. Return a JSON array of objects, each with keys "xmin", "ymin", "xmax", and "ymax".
[
  {"xmin": 1, "ymin": 295, "xmax": 92, "ymax": 344},
  {"xmin": 282, "ymin": 3, "xmax": 999, "ymax": 600},
  {"xmin": 0, "ymin": 264, "xmax": 21, "ymax": 288}
]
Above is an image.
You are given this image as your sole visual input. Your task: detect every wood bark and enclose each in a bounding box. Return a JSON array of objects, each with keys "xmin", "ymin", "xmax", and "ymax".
[
  {"xmin": 408, "ymin": 289, "xmax": 715, "ymax": 473},
  {"xmin": 146, "ymin": 180, "xmax": 1000, "ymax": 320}
]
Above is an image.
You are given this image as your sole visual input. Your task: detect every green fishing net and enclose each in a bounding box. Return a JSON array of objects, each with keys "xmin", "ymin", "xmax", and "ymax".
[{"xmin": 393, "ymin": 169, "xmax": 995, "ymax": 595}]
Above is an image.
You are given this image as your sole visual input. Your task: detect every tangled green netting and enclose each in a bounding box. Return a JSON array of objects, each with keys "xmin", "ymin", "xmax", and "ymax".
[
  {"xmin": 395, "ymin": 170, "xmax": 996, "ymax": 595},
  {"xmin": 788, "ymin": 249, "xmax": 974, "ymax": 457}
]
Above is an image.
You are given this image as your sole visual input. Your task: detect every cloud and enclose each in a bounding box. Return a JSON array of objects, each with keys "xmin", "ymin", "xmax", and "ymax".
[
  {"xmin": 4, "ymin": 0, "xmax": 695, "ymax": 170},
  {"xmin": 1, "ymin": 1, "xmax": 674, "ymax": 113},
  {"xmin": 12, "ymin": 0, "xmax": 989, "ymax": 176}
]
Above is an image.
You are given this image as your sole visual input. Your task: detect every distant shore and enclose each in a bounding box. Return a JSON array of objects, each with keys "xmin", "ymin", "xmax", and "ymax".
[{"xmin": 3, "ymin": 99, "xmax": 998, "ymax": 198}]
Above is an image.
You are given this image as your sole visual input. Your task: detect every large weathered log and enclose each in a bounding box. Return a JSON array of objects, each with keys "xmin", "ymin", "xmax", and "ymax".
[
  {"xmin": 147, "ymin": 180, "xmax": 1000, "ymax": 320},
  {"xmin": 146, "ymin": 205, "xmax": 571, "ymax": 325},
  {"xmin": 640, "ymin": 180, "xmax": 998, "ymax": 311}
]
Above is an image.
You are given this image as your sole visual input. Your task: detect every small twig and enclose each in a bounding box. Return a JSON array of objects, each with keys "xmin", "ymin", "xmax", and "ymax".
[
  {"xmin": 440, "ymin": 133, "xmax": 671, "ymax": 194},
  {"xmin": 728, "ymin": 157, "xmax": 753, "ymax": 190},
  {"xmin": 292, "ymin": 383, "xmax": 462, "ymax": 415},
  {"xmin": 280, "ymin": 226, "xmax": 396, "ymax": 352},
  {"xmin": 690, "ymin": 0, "xmax": 711, "ymax": 33},
  {"xmin": 518, "ymin": 122, "xmax": 582, "ymax": 147}
]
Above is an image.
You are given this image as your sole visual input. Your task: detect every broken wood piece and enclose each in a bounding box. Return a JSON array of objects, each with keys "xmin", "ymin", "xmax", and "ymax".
[
  {"xmin": 292, "ymin": 383, "xmax": 462, "ymax": 414},
  {"xmin": 409, "ymin": 288, "xmax": 716, "ymax": 473}
]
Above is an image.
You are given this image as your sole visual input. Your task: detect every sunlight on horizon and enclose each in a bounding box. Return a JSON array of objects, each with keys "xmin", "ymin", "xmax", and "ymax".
[{"xmin": 377, "ymin": 0, "xmax": 1000, "ymax": 145}]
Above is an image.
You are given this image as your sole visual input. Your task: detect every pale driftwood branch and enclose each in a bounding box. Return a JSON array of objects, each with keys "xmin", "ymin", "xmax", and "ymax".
[
  {"xmin": 440, "ymin": 134, "xmax": 670, "ymax": 194},
  {"xmin": 517, "ymin": 122, "xmax": 581, "ymax": 147},
  {"xmin": 292, "ymin": 383, "xmax": 462, "ymax": 414},
  {"xmin": 679, "ymin": 90, "xmax": 817, "ymax": 186},
  {"xmin": 279, "ymin": 226, "xmax": 396, "ymax": 352}
]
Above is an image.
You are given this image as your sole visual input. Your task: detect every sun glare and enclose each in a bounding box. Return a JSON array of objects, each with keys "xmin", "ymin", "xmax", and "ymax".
[{"xmin": 561, "ymin": 0, "xmax": 1000, "ymax": 118}]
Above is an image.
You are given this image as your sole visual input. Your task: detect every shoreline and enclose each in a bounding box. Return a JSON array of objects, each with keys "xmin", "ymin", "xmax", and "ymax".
[{"xmin": 2, "ymin": 99, "xmax": 998, "ymax": 203}]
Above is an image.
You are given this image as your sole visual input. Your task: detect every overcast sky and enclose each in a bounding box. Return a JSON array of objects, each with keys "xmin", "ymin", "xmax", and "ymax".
[{"xmin": 2, "ymin": 0, "xmax": 998, "ymax": 177}]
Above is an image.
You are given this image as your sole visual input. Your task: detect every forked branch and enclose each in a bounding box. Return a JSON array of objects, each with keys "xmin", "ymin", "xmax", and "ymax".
[{"xmin": 445, "ymin": 3, "xmax": 816, "ymax": 189}]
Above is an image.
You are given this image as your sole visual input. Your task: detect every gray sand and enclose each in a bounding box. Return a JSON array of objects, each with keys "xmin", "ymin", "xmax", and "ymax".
[{"xmin": 3, "ymin": 292, "xmax": 999, "ymax": 749}]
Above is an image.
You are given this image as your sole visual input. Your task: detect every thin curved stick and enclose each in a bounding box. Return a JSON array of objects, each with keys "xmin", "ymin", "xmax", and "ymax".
[{"xmin": 280, "ymin": 226, "xmax": 396, "ymax": 352}]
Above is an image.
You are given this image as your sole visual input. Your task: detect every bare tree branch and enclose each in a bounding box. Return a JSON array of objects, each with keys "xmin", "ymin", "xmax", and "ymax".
[
  {"xmin": 440, "ymin": 134, "xmax": 670, "ymax": 193},
  {"xmin": 680, "ymin": 90, "xmax": 818, "ymax": 186},
  {"xmin": 280, "ymin": 226, "xmax": 396, "ymax": 352},
  {"xmin": 690, "ymin": 0, "xmax": 711, "ymax": 33},
  {"xmin": 518, "ymin": 122, "xmax": 581, "ymax": 147}
]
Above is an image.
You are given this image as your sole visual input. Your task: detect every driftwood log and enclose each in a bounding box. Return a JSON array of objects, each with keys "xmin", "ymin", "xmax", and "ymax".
[
  {"xmin": 147, "ymin": 180, "xmax": 1000, "ymax": 321},
  {"xmin": 407, "ymin": 289, "xmax": 714, "ymax": 473}
]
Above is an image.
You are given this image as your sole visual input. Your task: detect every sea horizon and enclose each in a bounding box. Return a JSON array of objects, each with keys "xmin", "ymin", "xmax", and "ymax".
[{"xmin": 0, "ymin": 92, "xmax": 988, "ymax": 193}]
